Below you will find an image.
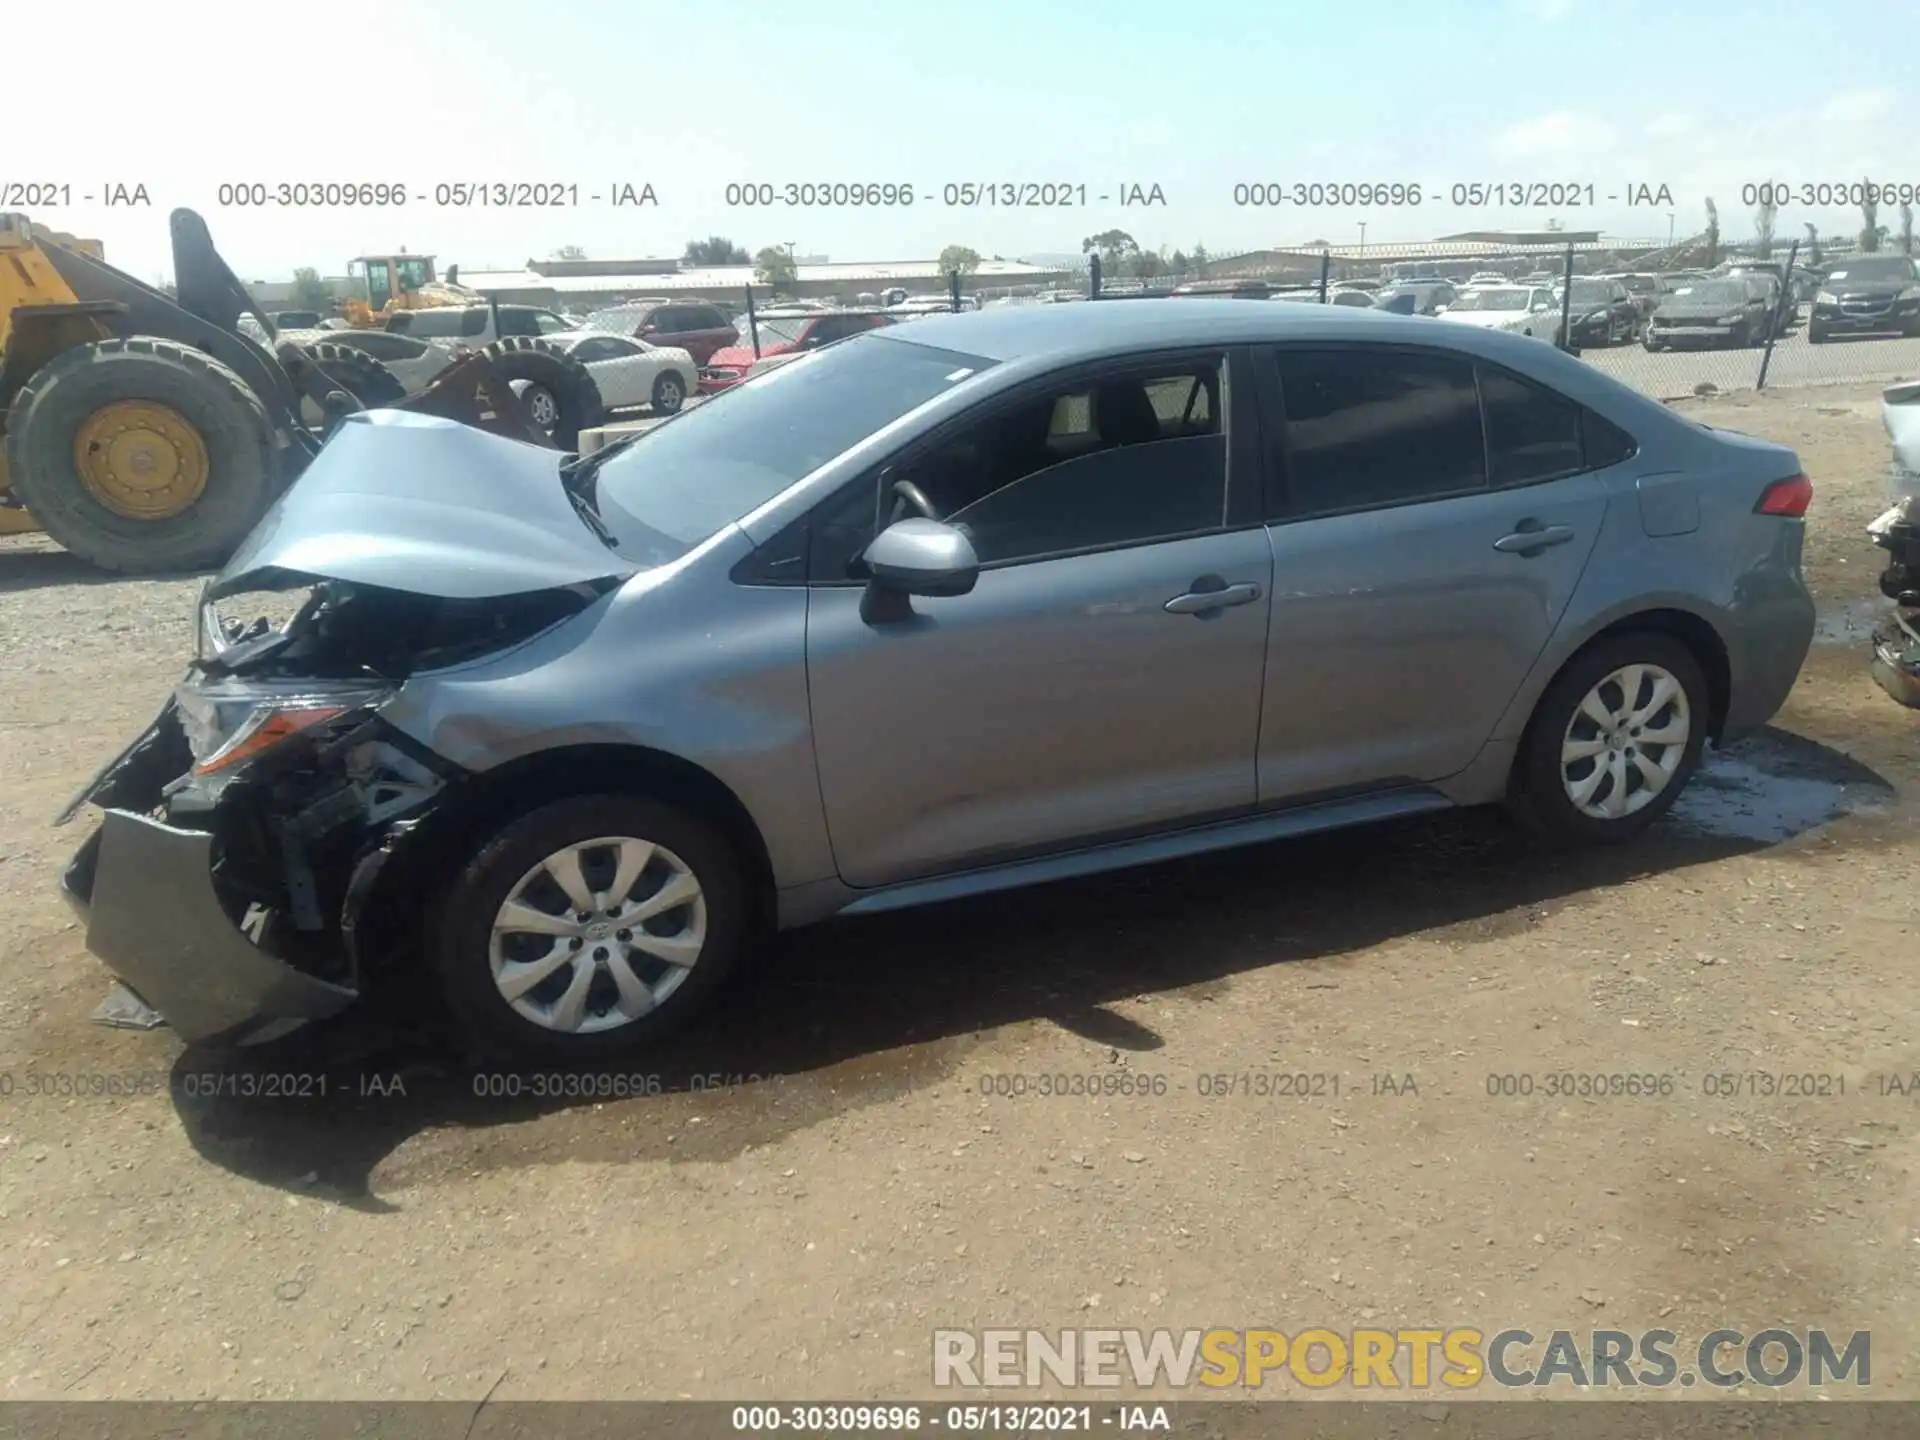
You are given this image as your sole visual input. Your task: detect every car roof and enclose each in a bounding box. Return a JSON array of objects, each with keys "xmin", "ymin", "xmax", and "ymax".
[{"xmin": 878, "ymin": 295, "xmax": 1613, "ymax": 369}]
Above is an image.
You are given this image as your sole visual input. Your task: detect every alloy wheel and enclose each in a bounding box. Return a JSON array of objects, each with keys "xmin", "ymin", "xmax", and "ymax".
[
  {"xmin": 1559, "ymin": 663, "xmax": 1692, "ymax": 821},
  {"xmin": 488, "ymin": 836, "xmax": 708, "ymax": 1034}
]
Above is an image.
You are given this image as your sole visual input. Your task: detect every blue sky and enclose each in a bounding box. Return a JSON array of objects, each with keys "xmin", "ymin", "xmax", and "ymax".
[{"xmin": 14, "ymin": 0, "xmax": 1917, "ymax": 279}]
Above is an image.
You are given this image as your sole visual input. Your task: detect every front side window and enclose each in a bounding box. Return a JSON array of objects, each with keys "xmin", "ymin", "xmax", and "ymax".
[
  {"xmin": 594, "ymin": 334, "xmax": 994, "ymax": 568},
  {"xmin": 570, "ymin": 337, "xmax": 627, "ymax": 363},
  {"xmin": 904, "ymin": 359, "xmax": 1228, "ymax": 567},
  {"xmin": 1273, "ymin": 349, "xmax": 1485, "ymax": 516},
  {"xmin": 495, "ymin": 309, "xmax": 540, "ymax": 337},
  {"xmin": 536, "ymin": 311, "xmax": 571, "ymax": 334}
]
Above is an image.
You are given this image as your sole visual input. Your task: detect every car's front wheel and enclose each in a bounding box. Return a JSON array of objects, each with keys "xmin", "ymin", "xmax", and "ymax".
[
  {"xmin": 1506, "ymin": 633, "xmax": 1709, "ymax": 847},
  {"xmin": 433, "ymin": 794, "xmax": 749, "ymax": 1062}
]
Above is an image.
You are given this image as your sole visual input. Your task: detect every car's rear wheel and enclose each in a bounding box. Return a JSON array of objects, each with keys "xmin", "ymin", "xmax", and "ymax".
[
  {"xmin": 433, "ymin": 795, "xmax": 749, "ymax": 1062},
  {"xmin": 1506, "ymin": 633, "xmax": 1708, "ymax": 847},
  {"xmin": 651, "ymin": 371, "xmax": 685, "ymax": 413}
]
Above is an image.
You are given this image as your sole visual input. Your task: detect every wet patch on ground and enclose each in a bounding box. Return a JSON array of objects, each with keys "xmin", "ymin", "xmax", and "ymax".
[{"xmin": 1669, "ymin": 729, "xmax": 1896, "ymax": 843}]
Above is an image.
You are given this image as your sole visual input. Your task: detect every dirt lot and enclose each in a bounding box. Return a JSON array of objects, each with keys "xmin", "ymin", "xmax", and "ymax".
[{"xmin": 2, "ymin": 381, "xmax": 1918, "ymax": 1405}]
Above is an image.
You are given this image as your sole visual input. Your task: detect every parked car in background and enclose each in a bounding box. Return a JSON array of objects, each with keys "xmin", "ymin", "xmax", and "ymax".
[
  {"xmin": 1328, "ymin": 287, "xmax": 1379, "ymax": 307},
  {"xmin": 1601, "ymin": 273, "xmax": 1662, "ymax": 322},
  {"xmin": 1723, "ymin": 266, "xmax": 1792, "ymax": 334},
  {"xmin": 1376, "ymin": 280, "xmax": 1457, "ymax": 315},
  {"xmin": 1467, "ymin": 271, "xmax": 1509, "ymax": 286},
  {"xmin": 511, "ymin": 331, "xmax": 699, "ymax": 424},
  {"xmin": 581, "ymin": 300, "xmax": 739, "ymax": 364},
  {"xmin": 1373, "ymin": 290, "xmax": 1421, "ymax": 314},
  {"xmin": 1643, "ymin": 277, "xmax": 1772, "ymax": 349},
  {"xmin": 385, "ymin": 304, "xmax": 574, "ymax": 348},
  {"xmin": 57, "ymin": 300, "xmax": 1816, "ymax": 1060},
  {"xmin": 1810, "ymin": 255, "xmax": 1920, "ymax": 343},
  {"xmin": 699, "ymin": 309, "xmax": 898, "ymax": 393},
  {"xmin": 1554, "ymin": 278, "xmax": 1641, "ymax": 346},
  {"xmin": 272, "ymin": 310, "xmax": 324, "ymax": 330},
  {"xmin": 286, "ymin": 327, "xmax": 460, "ymax": 396},
  {"xmin": 1435, "ymin": 285, "xmax": 1561, "ymax": 339}
]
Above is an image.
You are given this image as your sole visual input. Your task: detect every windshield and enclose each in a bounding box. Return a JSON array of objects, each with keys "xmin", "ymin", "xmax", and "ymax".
[
  {"xmin": 1617, "ymin": 275, "xmax": 1656, "ymax": 294},
  {"xmin": 1563, "ymin": 281, "xmax": 1612, "ymax": 305},
  {"xmin": 593, "ymin": 334, "xmax": 995, "ymax": 566},
  {"xmin": 1669, "ymin": 281, "xmax": 1747, "ymax": 305},
  {"xmin": 1827, "ymin": 257, "xmax": 1917, "ymax": 284},
  {"xmin": 736, "ymin": 316, "xmax": 810, "ymax": 349},
  {"xmin": 1450, "ymin": 288, "xmax": 1529, "ymax": 312}
]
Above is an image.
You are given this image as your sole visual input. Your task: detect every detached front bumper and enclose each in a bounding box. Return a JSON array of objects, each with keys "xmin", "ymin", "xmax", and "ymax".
[
  {"xmin": 1871, "ymin": 609, "xmax": 1920, "ymax": 709},
  {"xmin": 64, "ymin": 813, "xmax": 357, "ymax": 1044}
]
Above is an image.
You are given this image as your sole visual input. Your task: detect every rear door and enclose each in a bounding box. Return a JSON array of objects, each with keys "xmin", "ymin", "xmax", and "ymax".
[{"xmin": 1253, "ymin": 345, "xmax": 1610, "ymax": 803}]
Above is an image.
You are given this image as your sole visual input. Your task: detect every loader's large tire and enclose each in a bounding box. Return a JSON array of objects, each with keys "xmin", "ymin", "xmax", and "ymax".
[
  {"xmin": 479, "ymin": 337, "xmax": 605, "ymax": 450},
  {"xmin": 4, "ymin": 337, "xmax": 277, "ymax": 574},
  {"xmin": 298, "ymin": 341, "xmax": 407, "ymax": 406}
]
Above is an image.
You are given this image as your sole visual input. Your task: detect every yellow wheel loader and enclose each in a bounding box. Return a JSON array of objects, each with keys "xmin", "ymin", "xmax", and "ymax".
[
  {"xmin": 336, "ymin": 252, "xmax": 479, "ymax": 327},
  {"xmin": 0, "ymin": 211, "xmax": 570, "ymax": 574}
]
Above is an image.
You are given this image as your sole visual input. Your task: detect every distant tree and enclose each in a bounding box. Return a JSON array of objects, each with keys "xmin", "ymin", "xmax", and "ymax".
[
  {"xmin": 1704, "ymin": 198, "xmax": 1720, "ymax": 266},
  {"xmin": 1754, "ymin": 197, "xmax": 1778, "ymax": 259},
  {"xmin": 1190, "ymin": 242, "xmax": 1211, "ymax": 271},
  {"xmin": 289, "ymin": 266, "xmax": 334, "ymax": 312},
  {"xmin": 1081, "ymin": 229, "xmax": 1140, "ymax": 266},
  {"xmin": 1804, "ymin": 222, "xmax": 1822, "ymax": 267},
  {"xmin": 937, "ymin": 244, "xmax": 982, "ymax": 276},
  {"xmin": 552, "ymin": 244, "xmax": 588, "ymax": 260},
  {"xmin": 1130, "ymin": 250, "xmax": 1165, "ymax": 280},
  {"xmin": 753, "ymin": 245, "xmax": 797, "ymax": 292},
  {"xmin": 1169, "ymin": 249, "xmax": 1190, "ymax": 274},
  {"xmin": 1901, "ymin": 202, "xmax": 1916, "ymax": 257},
  {"xmin": 1860, "ymin": 182, "xmax": 1881, "ymax": 252},
  {"xmin": 686, "ymin": 236, "xmax": 750, "ymax": 264}
]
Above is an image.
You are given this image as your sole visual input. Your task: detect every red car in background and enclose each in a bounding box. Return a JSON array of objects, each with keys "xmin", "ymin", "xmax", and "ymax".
[{"xmin": 698, "ymin": 309, "xmax": 897, "ymax": 393}]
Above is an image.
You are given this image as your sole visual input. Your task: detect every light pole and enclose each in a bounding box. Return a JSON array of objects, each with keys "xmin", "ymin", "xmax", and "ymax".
[
  {"xmin": 1358, "ymin": 222, "xmax": 1367, "ymax": 254},
  {"xmin": 1666, "ymin": 213, "xmax": 1675, "ymax": 250}
]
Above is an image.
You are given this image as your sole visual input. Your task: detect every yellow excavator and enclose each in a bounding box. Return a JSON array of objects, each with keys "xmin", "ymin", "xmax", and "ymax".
[
  {"xmin": 336, "ymin": 251, "xmax": 479, "ymax": 327},
  {"xmin": 0, "ymin": 211, "xmax": 593, "ymax": 573}
]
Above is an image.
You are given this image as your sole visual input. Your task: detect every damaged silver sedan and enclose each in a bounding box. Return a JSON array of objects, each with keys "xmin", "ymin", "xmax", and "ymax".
[{"xmin": 59, "ymin": 302, "xmax": 1816, "ymax": 1061}]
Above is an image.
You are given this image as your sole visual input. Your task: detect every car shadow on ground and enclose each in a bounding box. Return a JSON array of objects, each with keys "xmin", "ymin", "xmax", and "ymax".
[{"xmin": 166, "ymin": 726, "xmax": 1896, "ymax": 1209}]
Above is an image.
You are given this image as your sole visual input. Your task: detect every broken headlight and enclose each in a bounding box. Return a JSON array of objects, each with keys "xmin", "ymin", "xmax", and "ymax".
[{"xmin": 174, "ymin": 678, "xmax": 395, "ymax": 791}]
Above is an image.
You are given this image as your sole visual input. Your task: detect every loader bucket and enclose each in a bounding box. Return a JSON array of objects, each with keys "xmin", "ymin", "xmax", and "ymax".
[{"xmin": 392, "ymin": 352, "xmax": 561, "ymax": 448}]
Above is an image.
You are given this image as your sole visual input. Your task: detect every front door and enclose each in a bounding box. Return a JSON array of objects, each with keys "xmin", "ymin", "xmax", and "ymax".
[
  {"xmin": 806, "ymin": 354, "xmax": 1273, "ymax": 888},
  {"xmin": 1254, "ymin": 346, "xmax": 1611, "ymax": 802}
]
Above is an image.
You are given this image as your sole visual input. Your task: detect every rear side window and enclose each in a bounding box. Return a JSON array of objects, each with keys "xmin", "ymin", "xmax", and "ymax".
[
  {"xmin": 1479, "ymin": 366, "xmax": 1583, "ymax": 486},
  {"xmin": 1273, "ymin": 349, "xmax": 1485, "ymax": 515},
  {"xmin": 1581, "ymin": 409, "xmax": 1637, "ymax": 468},
  {"xmin": 690, "ymin": 305, "xmax": 730, "ymax": 329}
]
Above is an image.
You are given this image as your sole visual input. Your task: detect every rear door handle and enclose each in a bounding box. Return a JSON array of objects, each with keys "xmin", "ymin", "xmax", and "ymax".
[
  {"xmin": 1165, "ymin": 582, "xmax": 1262, "ymax": 614},
  {"xmin": 1493, "ymin": 523, "xmax": 1576, "ymax": 556}
]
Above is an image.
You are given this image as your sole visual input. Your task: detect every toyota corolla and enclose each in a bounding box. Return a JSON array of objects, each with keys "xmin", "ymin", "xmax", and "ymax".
[{"xmin": 59, "ymin": 301, "xmax": 1816, "ymax": 1061}]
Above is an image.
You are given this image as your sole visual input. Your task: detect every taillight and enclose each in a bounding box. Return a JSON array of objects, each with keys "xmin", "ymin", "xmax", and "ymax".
[{"xmin": 1756, "ymin": 473, "xmax": 1813, "ymax": 517}]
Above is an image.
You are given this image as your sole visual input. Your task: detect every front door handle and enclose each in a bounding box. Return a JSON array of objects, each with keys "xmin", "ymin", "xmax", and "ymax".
[
  {"xmin": 1165, "ymin": 581, "xmax": 1263, "ymax": 615},
  {"xmin": 1493, "ymin": 522, "xmax": 1576, "ymax": 556}
]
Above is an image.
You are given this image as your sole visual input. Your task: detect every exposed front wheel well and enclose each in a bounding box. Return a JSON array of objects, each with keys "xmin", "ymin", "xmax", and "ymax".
[{"xmin": 354, "ymin": 743, "xmax": 777, "ymax": 976}]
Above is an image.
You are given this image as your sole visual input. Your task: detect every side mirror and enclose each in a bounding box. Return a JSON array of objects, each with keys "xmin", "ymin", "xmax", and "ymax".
[{"xmin": 860, "ymin": 519, "xmax": 978, "ymax": 615}]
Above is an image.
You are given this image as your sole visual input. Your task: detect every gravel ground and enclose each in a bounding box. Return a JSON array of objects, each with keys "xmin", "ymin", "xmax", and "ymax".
[{"xmin": 1, "ymin": 381, "xmax": 1918, "ymax": 1404}]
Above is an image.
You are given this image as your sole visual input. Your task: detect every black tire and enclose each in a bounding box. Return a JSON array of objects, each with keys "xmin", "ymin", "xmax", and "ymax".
[
  {"xmin": 432, "ymin": 794, "xmax": 749, "ymax": 1063},
  {"xmin": 4, "ymin": 337, "xmax": 277, "ymax": 573},
  {"xmin": 478, "ymin": 337, "xmax": 605, "ymax": 450},
  {"xmin": 1808, "ymin": 323, "xmax": 1828, "ymax": 345},
  {"xmin": 296, "ymin": 341, "xmax": 407, "ymax": 406},
  {"xmin": 1505, "ymin": 632, "xmax": 1710, "ymax": 848},
  {"xmin": 651, "ymin": 370, "xmax": 686, "ymax": 414}
]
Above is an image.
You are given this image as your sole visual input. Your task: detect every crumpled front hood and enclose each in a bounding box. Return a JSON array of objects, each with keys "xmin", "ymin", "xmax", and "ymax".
[{"xmin": 213, "ymin": 410, "xmax": 638, "ymax": 601}]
